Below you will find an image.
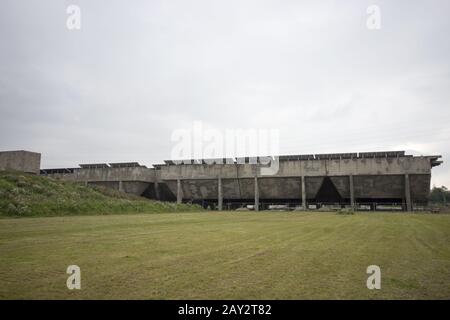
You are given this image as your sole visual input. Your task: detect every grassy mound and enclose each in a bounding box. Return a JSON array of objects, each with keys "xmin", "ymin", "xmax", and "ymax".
[{"xmin": 0, "ymin": 171, "xmax": 201, "ymax": 217}]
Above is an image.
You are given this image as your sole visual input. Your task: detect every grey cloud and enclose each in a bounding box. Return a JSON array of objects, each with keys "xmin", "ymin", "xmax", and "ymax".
[{"xmin": 0, "ymin": 0, "xmax": 449, "ymax": 186}]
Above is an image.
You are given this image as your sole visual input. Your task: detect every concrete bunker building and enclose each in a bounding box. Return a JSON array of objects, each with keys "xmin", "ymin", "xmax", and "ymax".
[
  {"xmin": 40, "ymin": 150, "xmax": 442, "ymax": 211},
  {"xmin": 0, "ymin": 150, "xmax": 41, "ymax": 174}
]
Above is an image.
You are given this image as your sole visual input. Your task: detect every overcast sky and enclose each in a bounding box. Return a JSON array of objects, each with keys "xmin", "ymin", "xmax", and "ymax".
[{"xmin": 1, "ymin": 0, "xmax": 449, "ymax": 186}]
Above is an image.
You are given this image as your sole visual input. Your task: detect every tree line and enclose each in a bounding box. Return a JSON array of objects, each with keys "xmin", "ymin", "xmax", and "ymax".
[{"xmin": 429, "ymin": 186, "xmax": 449, "ymax": 204}]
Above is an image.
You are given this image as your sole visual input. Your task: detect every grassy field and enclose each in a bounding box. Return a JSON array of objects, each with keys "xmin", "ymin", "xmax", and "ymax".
[{"xmin": 0, "ymin": 212, "xmax": 449, "ymax": 299}]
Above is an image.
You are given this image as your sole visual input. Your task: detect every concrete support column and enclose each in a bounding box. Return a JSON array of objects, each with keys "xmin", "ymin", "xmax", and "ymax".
[
  {"xmin": 254, "ymin": 176, "xmax": 259, "ymax": 211},
  {"xmin": 405, "ymin": 174, "xmax": 412, "ymax": 212},
  {"xmin": 349, "ymin": 175, "xmax": 355, "ymax": 210},
  {"xmin": 154, "ymin": 181, "xmax": 160, "ymax": 200},
  {"xmin": 177, "ymin": 179, "xmax": 182, "ymax": 204},
  {"xmin": 218, "ymin": 177, "xmax": 223, "ymax": 211},
  {"xmin": 301, "ymin": 176, "xmax": 306, "ymax": 210},
  {"xmin": 119, "ymin": 180, "xmax": 124, "ymax": 192}
]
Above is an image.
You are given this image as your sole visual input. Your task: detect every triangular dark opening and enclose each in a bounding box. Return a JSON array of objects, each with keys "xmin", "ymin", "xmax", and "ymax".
[{"xmin": 315, "ymin": 177, "xmax": 343, "ymax": 203}]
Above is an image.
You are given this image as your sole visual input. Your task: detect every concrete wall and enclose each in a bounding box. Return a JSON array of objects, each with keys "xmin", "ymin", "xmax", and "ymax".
[
  {"xmin": 73, "ymin": 166, "xmax": 155, "ymax": 182},
  {"xmin": 159, "ymin": 156, "xmax": 434, "ymax": 180},
  {"xmin": 87, "ymin": 180, "xmax": 151, "ymax": 196},
  {"xmin": 158, "ymin": 156, "xmax": 439, "ymax": 209},
  {"xmin": 0, "ymin": 150, "xmax": 41, "ymax": 174},
  {"xmin": 43, "ymin": 166, "xmax": 156, "ymax": 197},
  {"xmin": 167, "ymin": 175, "xmax": 429, "ymax": 201}
]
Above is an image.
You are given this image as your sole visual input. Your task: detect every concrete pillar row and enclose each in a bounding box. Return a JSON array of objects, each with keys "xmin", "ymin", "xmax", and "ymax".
[
  {"xmin": 301, "ymin": 176, "xmax": 306, "ymax": 210},
  {"xmin": 254, "ymin": 176, "xmax": 259, "ymax": 212},
  {"xmin": 349, "ymin": 175, "xmax": 355, "ymax": 210},
  {"xmin": 218, "ymin": 177, "xmax": 223, "ymax": 211},
  {"xmin": 176, "ymin": 179, "xmax": 182, "ymax": 204},
  {"xmin": 119, "ymin": 180, "xmax": 124, "ymax": 193},
  {"xmin": 405, "ymin": 174, "xmax": 412, "ymax": 211}
]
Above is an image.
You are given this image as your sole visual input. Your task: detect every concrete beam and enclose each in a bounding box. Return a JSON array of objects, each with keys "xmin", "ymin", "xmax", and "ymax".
[
  {"xmin": 177, "ymin": 179, "xmax": 182, "ymax": 204},
  {"xmin": 218, "ymin": 177, "xmax": 223, "ymax": 211},
  {"xmin": 349, "ymin": 175, "xmax": 355, "ymax": 210},
  {"xmin": 73, "ymin": 166, "xmax": 156, "ymax": 183},
  {"xmin": 254, "ymin": 177, "xmax": 259, "ymax": 211},
  {"xmin": 159, "ymin": 156, "xmax": 435, "ymax": 181},
  {"xmin": 405, "ymin": 174, "xmax": 412, "ymax": 211},
  {"xmin": 301, "ymin": 176, "xmax": 306, "ymax": 209}
]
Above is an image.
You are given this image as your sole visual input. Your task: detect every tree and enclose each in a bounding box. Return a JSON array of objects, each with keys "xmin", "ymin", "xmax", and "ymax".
[{"xmin": 429, "ymin": 186, "xmax": 449, "ymax": 204}]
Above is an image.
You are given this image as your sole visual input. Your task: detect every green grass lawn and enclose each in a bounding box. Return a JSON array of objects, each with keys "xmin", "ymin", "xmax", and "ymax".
[
  {"xmin": 0, "ymin": 212, "xmax": 449, "ymax": 299},
  {"xmin": 0, "ymin": 171, "xmax": 200, "ymax": 217}
]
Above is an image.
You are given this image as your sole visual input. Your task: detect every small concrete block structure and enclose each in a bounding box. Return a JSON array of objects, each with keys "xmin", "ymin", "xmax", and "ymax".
[{"xmin": 0, "ymin": 150, "xmax": 41, "ymax": 174}]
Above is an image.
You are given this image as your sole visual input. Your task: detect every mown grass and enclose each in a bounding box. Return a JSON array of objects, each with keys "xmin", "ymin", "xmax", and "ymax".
[
  {"xmin": 0, "ymin": 171, "xmax": 200, "ymax": 217},
  {"xmin": 0, "ymin": 212, "xmax": 449, "ymax": 299}
]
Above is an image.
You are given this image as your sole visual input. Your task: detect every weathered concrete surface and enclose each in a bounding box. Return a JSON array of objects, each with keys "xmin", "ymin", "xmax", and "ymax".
[
  {"xmin": 329, "ymin": 176, "xmax": 350, "ymax": 198},
  {"xmin": 353, "ymin": 175, "xmax": 405, "ymax": 199},
  {"xmin": 409, "ymin": 174, "xmax": 431, "ymax": 201},
  {"xmin": 182, "ymin": 179, "xmax": 218, "ymax": 200},
  {"xmin": 74, "ymin": 166, "xmax": 155, "ymax": 182},
  {"xmin": 159, "ymin": 156, "xmax": 435, "ymax": 180},
  {"xmin": 176, "ymin": 179, "xmax": 182, "ymax": 204},
  {"xmin": 218, "ymin": 177, "xmax": 223, "ymax": 210},
  {"xmin": 161, "ymin": 174, "xmax": 430, "ymax": 202},
  {"xmin": 349, "ymin": 175, "xmax": 355, "ymax": 209},
  {"xmin": 87, "ymin": 181, "xmax": 121, "ymax": 190},
  {"xmin": 222, "ymin": 179, "xmax": 241, "ymax": 199},
  {"xmin": 305, "ymin": 177, "xmax": 324, "ymax": 199},
  {"xmin": 42, "ymin": 165, "xmax": 157, "ymax": 198},
  {"xmin": 122, "ymin": 181, "xmax": 151, "ymax": 195},
  {"xmin": 86, "ymin": 181, "xmax": 151, "ymax": 197},
  {"xmin": 301, "ymin": 176, "xmax": 306, "ymax": 209},
  {"xmin": 0, "ymin": 150, "xmax": 41, "ymax": 174},
  {"xmin": 254, "ymin": 177, "xmax": 259, "ymax": 211},
  {"xmin": 405, "ymin": 174, "xmax": 412, "ymax": 211}
]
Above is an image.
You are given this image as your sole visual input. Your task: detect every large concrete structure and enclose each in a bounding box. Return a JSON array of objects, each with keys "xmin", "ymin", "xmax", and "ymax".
[
  {"xmin": 39, "ymin": 151, "xmax": 442, "ymax": 211},
  {"xmin": 40, "ymin": 162, "xmax": 174, "ymax": 200},
  {"xmin": 0, "ymin": 150, "xmax": 41, "ymax": 174}
]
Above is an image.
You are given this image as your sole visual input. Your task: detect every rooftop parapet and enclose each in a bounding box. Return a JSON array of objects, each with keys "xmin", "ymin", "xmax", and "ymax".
[
  {"xmin": 79, "ymin": 163, "xmax": 110, "ymax": 169},
  {"xmin": 109, "ymin": 162, "xmax": 146, "ymax": 168},
  {"xmin": 161, "ymin": 150, "xmax": 433, "ymax": 166},
  {"xmin": 429, "ymin": 155, "xmax": 443, "ymax": 167},
  {"xmin": 40, "ymin": 168, "xmax": 76, "ymax": 175}
]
